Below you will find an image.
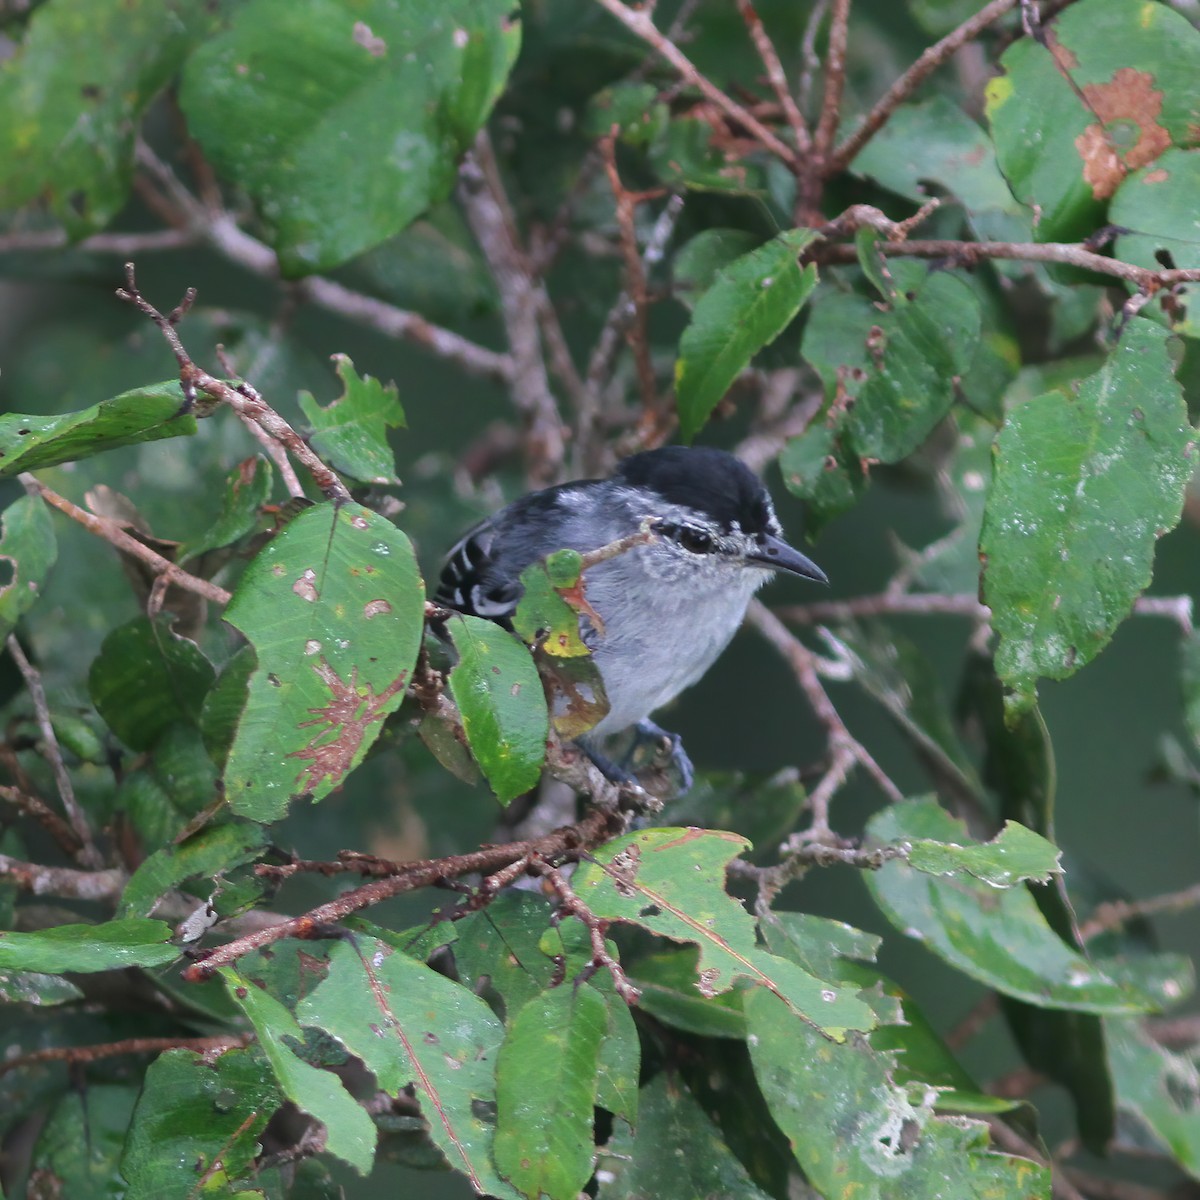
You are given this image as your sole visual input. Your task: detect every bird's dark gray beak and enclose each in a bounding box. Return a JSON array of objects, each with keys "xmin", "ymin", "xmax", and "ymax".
[{"xmin": 747, "ymin": 534, "xmax": 828, "ymax": 584}]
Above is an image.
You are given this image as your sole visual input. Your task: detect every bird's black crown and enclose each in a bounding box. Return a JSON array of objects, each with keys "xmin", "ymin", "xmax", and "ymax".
[{"xmin": 614, "ymin": 447, "xmax": 775, "ymax": 535}]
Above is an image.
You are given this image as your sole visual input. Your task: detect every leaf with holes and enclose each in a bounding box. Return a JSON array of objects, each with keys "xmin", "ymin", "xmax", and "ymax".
[
  {"xmin": 980, "ymin": 319, "xmax": 1193, "ymax": 716},
  {"xmin": 445, "ymin": 613, "xmax": 549, "ymax": 805},
  {"xmin": 296, "ymin": 937, "xmax": 520, "ymax": 1198},
  {"xmin": 181, "ymin": 0, "xmax": 521, "ymax": 275},
  {"xmin": 222, "ymin": 502, "xmax": 425, "ymax": 821},
  {"xmin": 0, "ymin": 384, "xmax": 195, "ymax": 477},
  {"xmin": 985, "ymin": 0, "xmax": 1200, "ymax": 242},
  {"xmin": 494, "ymin": 984, "xmax": 606, "ymax": 1200},
  {"xmin": 298, "ymin": 355, "xmax": 406, "ymax": 485},
  {"xmin": 675, "ymin": 228, "xmax": 818, "ymax": 442},
  {"xmin": 223, "ymin": 967, "xmax": 376, "ymax": 1175},
  {"xmin": 573, "ymin": 828, "xmax": 874, "ymax": 1040},
  {"xmin": 512, "ymin": 549, "xmax": 590, "ymax": 658},
  {"xmin": 0, "ymin": 495, "xmax": 56, "ymax": 639},
  {"xmin": 744, "ymin": 987, "xmax": 1050, "ymax": 1200}
]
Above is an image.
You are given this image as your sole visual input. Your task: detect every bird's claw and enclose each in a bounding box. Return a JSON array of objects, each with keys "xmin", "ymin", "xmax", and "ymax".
[{"xmin": 634, "ymin": 720, "xmax": 695, "ymax": 795}]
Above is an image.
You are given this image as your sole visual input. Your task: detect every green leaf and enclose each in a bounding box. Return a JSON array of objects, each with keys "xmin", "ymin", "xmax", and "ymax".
[
  {"xmin": 986, "ymin": 0, "xmax": 1200, "ymax": 241},
  {"xmin": 865, "ymin": 801, "xmax": 1160, "ymax": 1013},
  {"xmin": 494, "ymin": 984, "xmax": 606, "ymax": 1200},
  {"xmin": 595, "ymin": 990, "xmax": 640, "ymax": 1127},
  {"xmin": 512, "ymin": 549, "xmax": 590, "ymax": 658},
  {"xmin": 573, "ymin": 828, "xmax": 875, "ymax": 1039},
  {"xmin": 779, "ymin": 420, "xmax": 867, "ymax": 534},
  {"xmin": 0, "ymin": 495, "xmax": 56, "ymax": 639},
  {"xmin": 852, "ymin": 96, "xmax": 1025, "ymax": 218},
  {"xmin": 0, "ymin": 383, "xmax": 196, "ymax": 477},
  {"xmin": 223, "ymin": 967, "xmax": 376, "ymax": 1176},
  {"xmin": 1108, "ymin": 1016, "xmax": 1200, "ymax": 1175},
  {"xmin": 744, "ymin": 987, "xmax": 1050, "ymax": 1199},
  {"xmin": 88, "ymin": 616, "xmax": 216, "ymax": 752},
  {"xmin": 295, "ymin": 937, "xmax": 519, "ymax": 1198},
  {"xmin": 672, "ymin": 229, "xmax": 762, "ymax": 310},
  {"xmin": 0, "ymin": 1, "xmax": 217, "ymax": 235},
  {"xmin": 906, "ymin": 820, "xmax": 1062, "ymax": 886},
  {"xmin": 178, "ymin": 456, "xmax": 273, "ymax": 562},
  {"xmin": 120, "ymin": 821, "xmax": 268, "ymax": 918},
  {"xmin": 121, "ymin": 1047, "xmax": 280, "ymax": 1199},
  {"xmin": 675, "ymin": 229, "xmax": 819, "ymax": 441},
  {"xmin": 0, "ymin": 970, "xmax": 83, "ymax": 1006},
  {"xmin": 181, "ymin": 0, "xmax": 521, "ymax": 275},
  {"xmin": 598, "ymin": 1073, "xmax": 774, "ymax": 1200},
  {"xmin": 32, "ymin": 1084, "xmax": 139, "ymax": 1200},
  {"xmin": 298, "ymin": 355, "xmax": 406, "ymax": 485},
  {"xmin": 445, "ymin": 613, "xmax": 549, "ymax": 805},
  {"xmin": 222, "ymin": 502, "xmax": 425, "ymax": 820},
  {"xmin": 0, "ymin": 918, "xmax": 177, "ymax": 973},
  {"xmin": 1184, "ymin": 629, "xmax": 1200, "ymax": 750},
  {"xmin": 1112, "ymin": 148, "xmax": 1200, "ymax": 339},
  {"xmin": 627, "ymin": 947, "xmax": 747, "ymax": 1039},
  {"xmin": 800, "ymin": 269, "xmax": 981, "ymax": 463},
  {"xmin": 980, "ymin": 319, "xmax": 1193, "ymax": 715}
]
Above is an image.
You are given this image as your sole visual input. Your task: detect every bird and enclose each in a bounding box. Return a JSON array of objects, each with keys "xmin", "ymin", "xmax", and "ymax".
[{"xmin": 436, "ymin": 446, "xmax": 827, "ymax": 792}]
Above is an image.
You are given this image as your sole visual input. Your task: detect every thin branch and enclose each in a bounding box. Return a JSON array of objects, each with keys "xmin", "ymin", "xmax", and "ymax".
[
  {"xmin": 812, "ymin": 225, "xmax": 1200, "ymax": 290},
  {"xmin": 23, "ymin": 476, "xmax": 233, "ymax": 608},
  {"xmin": 0, "ymin": 852, "xmax": 124, "ymax": 900},
  {"xmin": 591, "ymin": 0, "xmax": 800, "ymax": 168},
  {"xmin": 0, "ymin": 784, "xmax": 85, "ymax": 858},
  {"xmin": 0, "ymin": 1034, "xmax": 251, "ymax": 1078},
  {"xmin": 183, "ymin": 806, "xmax": 624, "ymax": 981},
  {"xmin": 133, "ymin": 143, "xmax": 513, "ymax": 385},
  {"xmin": 116, "ymin": 264, "xmax": 351, "ymax": 504},
  {"xmin": 944, "ymin": 992, "xmax": 1000, "ymax": 1052},
  {"xmin": 797, "ymin": 0, "xmax": 832, "ymax": 117},
  {"xmin": 0, "ymin": 227, "xmax": 195, "ymax": 255},
  {"xmin": 6, "ymin": 636, "xmax": 101, "ymax": 869},
  {"xmin": 745, "ymin": 599, "xmax": 903, "ymax": 840},
  {"xmin": 830, "ymin": 0, "xmax": 1018, "ymax": 172},
  {"xmin": 458, "ymin": 136, "xmax": 566, "ymax": 482},
  {"xmin": 737, "ymin": 0, "xmax": 811, "ymax": 154},
  {"xmin": 776, "ymin": 591, "xmax": 1195, "ymax": 635},
  {"xmin": 813, "ymin": 0, "xmax": 852, "ymax": 163},
  {"xmin": 1079, "ymin": 881, "xmax": 1200, "ymax": 942}
]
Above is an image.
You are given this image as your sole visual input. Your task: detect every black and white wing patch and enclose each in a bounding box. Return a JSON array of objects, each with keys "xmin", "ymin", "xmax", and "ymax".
[{"xmin": 435, "ymin": 520, "xmax": 522, "ymax": 624}]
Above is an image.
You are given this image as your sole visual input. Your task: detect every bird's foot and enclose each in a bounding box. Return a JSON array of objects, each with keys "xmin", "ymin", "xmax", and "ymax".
[{"xmin": 632, "ymin": 719, "xmax": 695, "ymax": 795}]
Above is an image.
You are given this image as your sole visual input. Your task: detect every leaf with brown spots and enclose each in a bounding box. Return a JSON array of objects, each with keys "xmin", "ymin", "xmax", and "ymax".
[{"xmin": 223, "ymin": 502, "xmax": 425, "ymax": 821}]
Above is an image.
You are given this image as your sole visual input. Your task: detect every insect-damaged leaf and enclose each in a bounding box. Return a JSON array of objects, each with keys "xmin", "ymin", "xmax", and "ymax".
[
  {"xmin": 296, "ymin": 938, "xmax": 519, "ymax": 1198},
  {"xmin": 0, "ymin": 494, "xmax": 56, "ymax": 639},
  {"xmin": 980, "ymin": 319, "xmax": 1193, "ymax": 716},
  {"xmin": 573, "ymin": 828, "xmax": 875, "ymax": 1040},
  {"xmin": 445, "ymin": 613, "xmax": 549, "ymax": 805},
  {"xmin": 223, "ymin": 502, "xmax": 424, "ymax": 821},
  {"xmin": 298, "ymin": 355, "xmax": 406, "ymax": 485}
]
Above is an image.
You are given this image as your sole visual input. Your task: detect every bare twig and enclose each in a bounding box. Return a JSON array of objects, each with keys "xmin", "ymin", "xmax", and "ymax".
[
  {"xmin": 830, "ymin": 0, "xmax": 1019, "ymax": 171},
  {"xmin": 23, "ymin": 476, "xmax": 234, "ymax": 607},
  {"xmin": 798, "ymin": 0, "xmax": 832, "ymax": 117},
  {"xmin": 777, "ymin": 591, "xmax": 1195, "ymax": 635},
  {"xmin": 6, "ymin": 636, "xmax": 101, "ymax": 869},
  {"xmin": 813, "ymin": 0, "xmax": 852, "ymax": 164},
  {"xmin": 737, "ymin": 0, "xmax": 811, "ymax": 154},
  {"xmin": 591, "ymin": 0, "xmax": 800, "ymax": 168},
  {"xmin": 534, "ymin": 858, "xmax": 641, "ymax": 1003},
  {"xmin": 116, "ymin": 264, "xmax": 351, "ymax": 503},
  {"xmin": 812, "ymin": 227, "xmax": 1200, "ymax": 291},
  {"xmin": 0, "ymin": 1034, "xmax": 251, "ymax": 1078},
  {"xmin": 184, "ymin": 806, "xmax": 624, "ymax": 981},
  {"xmin": 0, "ymin": 227, "xmax": 195, "ymax": 255},
  {"xmin": 459, "ymin": 136, "xmax": 566, "ymax": 482},
  {"xmin": 133, "ymin": 143, "xmax": 513, "ymax": 385},
  {"xmin": 0, "ymin": 852, "xmax": 124, "ymax": 900},
  {"xmin": 0, "ymin": 784, "xmax": 85, "ymax": 858},
  {"xmin": 745, "ymin": 600, "xmax": 903, "ymax": 839},
  {"xmin": 1079, "ymin": 881, "xmax": 1200, "ymax": 943},
  {"xmin": 600, "ymin": 135, "xmax": 661, "ymax": 430}
]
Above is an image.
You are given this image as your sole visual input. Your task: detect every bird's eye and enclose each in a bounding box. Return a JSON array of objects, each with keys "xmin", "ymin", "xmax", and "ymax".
[{"xmin": 677, "ymin": 527, "xmax": 714, "ymax": 554}]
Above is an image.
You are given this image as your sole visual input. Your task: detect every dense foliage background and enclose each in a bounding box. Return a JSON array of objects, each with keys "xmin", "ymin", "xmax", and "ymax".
[{"xmin": 2, "ymin": 0, "xmax": 1200, "ymax": 1196}]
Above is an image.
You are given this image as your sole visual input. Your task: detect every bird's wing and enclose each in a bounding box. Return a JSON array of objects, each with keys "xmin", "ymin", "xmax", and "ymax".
[{"xmin": 435, "ymin": 516, "xmax": 524, "ymax": 623}]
